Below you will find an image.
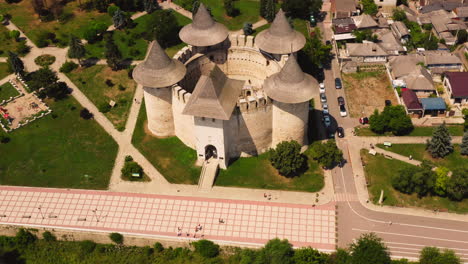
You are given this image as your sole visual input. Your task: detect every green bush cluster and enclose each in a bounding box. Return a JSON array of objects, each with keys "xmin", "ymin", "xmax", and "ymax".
[
  {"xmin": 59, "ymin": 61, "xmax": 78, "ymax": 73},
  {"xmin": 369, "ymin": 105, "xmax": 414, "ymax": 135},
  {"xmin": 269, "ymin": 140, "xmax": 306, "ymax": 177},
  {"xmin": 34, "ymin": 55, "xmax": 56, "ymax": 67}
]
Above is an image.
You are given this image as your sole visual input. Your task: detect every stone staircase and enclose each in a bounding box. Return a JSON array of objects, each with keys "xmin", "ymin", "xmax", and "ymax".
[{"xmin": 198, "ymin": 159, "xmax": 219, "ymax": 192}]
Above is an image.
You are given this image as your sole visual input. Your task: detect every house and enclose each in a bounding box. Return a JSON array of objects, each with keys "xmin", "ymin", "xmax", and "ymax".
[
  {"xmin": 402, "ymin": 89, "xmax": 423, "ymax": 115},
  {"xmin": 401, "ymin": 66, "xmax": 436, "ymax": 96},
  {"xmin": 353, "ymin": 14, "xmax": 379, "ymax": 29},
  {"xmin": 390, "ymin": 21, "xmax": 410, "ymax": 43},
  {"xmin": 453, "ymin": 6, "xmax": 468, "ymax": 21},
  {"xmin": 389, "ymin": 54, "xmax": 424, "ymax": 79},
  {"xmin": 378, "ymin": 17, "xmax": 390, "ymax": 28},
  {"xmin": 420, "ymin": 97, "xmax": 446, "ymax": 116},
  {"xmin": 398, "ymin": 4, "xmax": 418, "ymax": 22},
  {"xmin": 444, "ymin": 72, "xmax": 468, "ymax": 105},
  {"xmin": 332, "ymin": 18, "xmax": 357, "ymax": 41},
  {"xmin": 345, "ymin": 43, "xmax": 389, "ymax": 62},
  {"xmin": 332, "ymin": 0, "xmax": 359, "ymax": 18},
  {"xmin": 424, "ymin": 10, "xmax": 467, "ymax": 45},
  {"xmin": 424, "ymin": 51, "xmax": 463, "ymax": 75},
  {"xmin": 375, "ymin": 29, "xmax": 406, "ymax": 55},
  {"xmin": 373, "ymin": 0, "xmax": 397, "ymax": 13}
]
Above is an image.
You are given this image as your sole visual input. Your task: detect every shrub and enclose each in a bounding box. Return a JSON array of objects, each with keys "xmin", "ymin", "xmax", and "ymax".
[
  {"xmin": 79, "ymin": 240, "xmax": 96, "ymax": 253},
  {"xmin": 9, "ymin": 30, "xmax": 20, "ymax": 41},
  {"xmin": 192, "ymin": 239, "xmax": 220, "ymax": 258},
  {"xmin": 107, "ymin": 5, "xmax": 120, "ymax": 16},
  {"xmin": 98, "ymin": 102, "xmax": 111, "ymax": 113},
  {"xmin": 154, "ymin": 242, "xmax": 164, "ymax": 252},
  {"xmin": 125, "ymin": 155, "xmax": 133, "ymax": 162},
  {"xmin": 34, "ymin": 55, "xmax": 56, "ymax": 67},
  {"xmin": 309, "ymin": 140, "xmax": 343, "ymax": 169},
  {"xmin": 369, "ymin": 105, "xmax": 413, "ymax": 135},
  {"xmin": 42, "ymin": 231, "xmax": 56, "ymax": 242},
  {"xmin": 80, "ymin": 108, "xmax": 93, "ymax": 120},
  {"xmin": 118, "ymin": 84, "xmax": 125, "ymax": 91},
  {"xmin": 269, "ymin": 140, "xmax": 306, "ymax": 176},
  {"xmin": 0, "ymin": 135, "xmax": 10, "ymax": 144},
  {"xmin": 121, "ymin": 161, "xmax": 143, "ymax": 178},
  {"xmin": 16, "ymin": 41, "xmax": 30, "ymax": 55},
  {"xmin": 15, "ymin": 229, "xmax": 37, "ymax": 247},
  {"xmin": 109, "ymin": 232, "xmax": 124, "ymax": 244},
  {"xmin": 105, "ymin": 79, "xmax": 114, "ymax": 87},
  {"xmin": 59, "ymin": 61, "xmax": 78, "ymax": 73}
]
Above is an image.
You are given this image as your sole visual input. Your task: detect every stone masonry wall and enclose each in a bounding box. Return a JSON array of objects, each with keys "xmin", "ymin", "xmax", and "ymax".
[
  {"xmin": 143, "ymin": 86, "xmax": 174, "ymax": 137},
  {"xmin": 271, "ymin": 101, "xmax": 309, "ymax": 147}
]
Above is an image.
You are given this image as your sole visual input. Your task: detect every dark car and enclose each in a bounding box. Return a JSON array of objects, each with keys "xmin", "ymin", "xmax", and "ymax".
[
  {"xmin": 335, "ymin": 78, "xmax": 342, "ymax": 89},
  {"xmin": 385, "ymin": 100, "xmax": 392, "ymax": 106},
  {"xmin": 337, "ymin": 96, "xmax": 345, "ymax": 106},
  {"xmin": 337, "ymin": 127, "xmax": 345, "ymax": 138}
]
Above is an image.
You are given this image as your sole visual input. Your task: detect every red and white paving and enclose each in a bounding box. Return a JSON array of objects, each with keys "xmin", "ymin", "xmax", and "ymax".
[{"xmin": 0, "ymin": 186, "xmax": 336, "ymax": 250}]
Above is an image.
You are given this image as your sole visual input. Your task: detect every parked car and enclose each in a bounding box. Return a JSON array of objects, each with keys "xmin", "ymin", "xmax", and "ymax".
[
  {"xmin": 337, "ymin": 96, "xmax": 345, "ymax": 106},
  {"xmin": 319, "ymin": 83, "xmax": 325, "ymax": 93},
  {"xmin": 339, "ymin": 104, "xmax": 347, "ymax": 117},
  {"xmin": 322, "ymin": 103, "xmax": 329, "ymax": 115},
  {"xmin": 335, "ymin": 78, "xmax": 342, "ymax": 89},
  {"xmin": 337, "ymin": 127, "xmax": 345, "ymax": 138},
  {"xmin": 359, "ymin": 117, "xmax": 369, "ymax": 124},
  {"xmin": 323, "ymin": 114, "xmax": 331, "ymax": 127},
  {"xmin": 320, "ymin": 93, "xmax": 327, "ymax": 103}
]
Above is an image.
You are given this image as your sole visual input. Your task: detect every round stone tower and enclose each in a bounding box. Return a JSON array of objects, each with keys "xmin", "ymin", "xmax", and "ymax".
[
  {"xmin": 264, "ymin": 55, "xmax": 319, "ymax": 147},
  {"xmin": 133, "ymin": 40, "xmax": 186, "ymax": 136}
]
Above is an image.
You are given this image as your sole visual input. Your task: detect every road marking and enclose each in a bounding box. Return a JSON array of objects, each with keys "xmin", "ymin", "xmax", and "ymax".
[{"xmin": 352, "ymin": 228, "xmax": 468, "ymax": 245}]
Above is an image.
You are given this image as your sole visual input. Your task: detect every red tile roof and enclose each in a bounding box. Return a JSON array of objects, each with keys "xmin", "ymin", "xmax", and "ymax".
[
  {"xmin": 445, "ymin": 72, "xmax": 468, "ymax": 97},
  {"xmin": 402, "ymin": 90, "xmax": 423, "ymax": 110}
]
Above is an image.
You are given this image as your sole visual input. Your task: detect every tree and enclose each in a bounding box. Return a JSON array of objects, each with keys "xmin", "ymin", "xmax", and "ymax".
[
  {"xmin": 349, "ymin": 233, "xmax": 391, "ymax": 264},
  {"xmin": 121, "ymin": 161, "xmax": 143, "ymax": 177},
  {"xmin": 292, "ymin": 247, "xmax": 328, "ymax": 264},
  {"xmin": 40, "ymin": 81, "xmax": 69, "ymax": 100},
  {"xmin": 67, "ymin": 35, "xmax": 85, "ymax": 65},
  {"xmin": 143, "ymin": 10, "xmax": 181, "ymax": 48},
  {"xmin": 260, "ymin": 0, "xmax": 267, "ymax": 18},
  {"xmin": 420, "ymin": 247, "xmax": 461, "ymax": 264},
  {"xmin": 42, "ymin": 231, "xmax": 56, "ymax": 242},
  {"xmin": 257, "ymin": 238, "xmax": 294, "ymax": 264},
  {"xmin": 327, "ymin": 248, "xmax": 351, "ymax": 264},
  {"xmin": 461, "ymin": 132, "xmax": 468, "ymax": 156},
  {"xmin": 309, "ymin": 140, "xmax": 343, "ymax": 169},
  {"xmin": 7, "ymin": 51, "xmax": 24, "ymax": 75},
  {"xmin": 224, "ymin": 0, "xmax": 238, "ymax": 17},
  {"xmin": 112, "ymin": 9, "xmax": 128, "ymax": 29},
  {"xmin": 265, "ymin": 0, "xmax": 276, "ymax": 22},
  {"xmin": 299, "ymin": 28, "xmax": 332, "ymax": 76},
  {"xmin": 457, "ymin": 29, "xmax": 467, "ymax": 44},
  {"xmin": 109, "ymin": 232, "xmax": 124, "ymax": 244},
  {"xmin": 105, "ymin": 35, "xmax": 122, "ymax": 70},
  {"xmin": 426, "ymin": 123, "xmax": 453, "ymax": 158},
  {"xmin": 412, "ymin": 161, "xmax": 436, "ymax": 197},
  {"xmin": 15, "ymin": 229, "xmax": 37, "ymax": 248},
  {"xmin": 434, "ymin": 166, "xmax": 450, "ymax": 196},
  {"xmin": 369, "ymin": 106, "xmax": 413, "ymax": 135},
  {"xmin": 28, "ymin": 67, "xmax": 69, "ymax": 100},
  {"xmin": 352, "ymin": 29, "xmax": 378, "ymax": 43},
  {"xmin": 282, "ymin": 0, "xmax": 323, "ymax": 19},
  {"xmin": 192, "ymin": 239, "xmax": 220, "ymax": 258},
  {"xmin": 269, "ymin": 140, "xmax": 306, "ymax": 176},
  {"xmin": 369, "ymin": 109, "xmax": 386, "ymax": 134},
  {"xmin": 80, "ymin": 108, "xmax": 93, "ymax": 120},
  {"xmin": 83, "ymin": 21, "xmax": 108, "ymax": 43},
  {"xmin": 446, "ymin": 168, "xmax": 468, "ymax": 201},
  {"xmin": 9, "ymin": 30, "xmax": 20, "ymax": 41},
  {"xmin": 107, "ymin": 5, "xmax": 120, "ymax": 16},
  {"xmin": 392, "ymin": 166, "xmax": 418, "ymax": 194},
  {"xmin": 392, "ymin": 8, "xmax": 407, "ymax": 21},
  {"xmin": 143, "ymin": 0, "xmax": 159, "ymax": 13},
  {"xmin": 361, "ymin": 0, "xmax": 378, "ymax": 16},
  {"xmin": 243, "ymin": 23, "xmax": 253, "ymax": 35}
]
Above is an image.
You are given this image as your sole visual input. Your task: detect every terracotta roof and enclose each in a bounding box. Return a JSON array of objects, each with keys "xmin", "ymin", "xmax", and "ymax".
[
  {"xmin": 402, "ymin": 90, "xmax": 423, "ymax": 110},
  {"xmin": 333, "ymin": 18, "xmax": 357, "ymax": 33},
  {"xmin": 263, "ymin": 55, "xmax": 318, "ymax": 103},
  {"xmin": 353, "ymin": 14, "xmax": 378, "ymax": 29},
  {"xmin": 255, "ymin": 9, "xmax": 306, "ymax": 54},
  {"xmin": 179, "ymin": 3, "xmax": 228, "ymax": 47},
  {"xmin": 133, "ymin": 41, "xmax": 186, "ymax": 88},
  {"xmin": 445, "ymin": 72, "xmax": 468, "ymax": 97},
  {"xmin": 182, "ymin": 64, "xmax": 243, "ymax": 120}
]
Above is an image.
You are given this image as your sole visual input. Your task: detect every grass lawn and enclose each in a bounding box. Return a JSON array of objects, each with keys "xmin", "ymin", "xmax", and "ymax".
[
  {"xmin": 0, "ymin": 63, "xmax": 10, "ymax": 80},
  {"xmin": 0, "ymin": 25, "xmax": 22, "ymax": 57},
  {"xmin": 376, "ymin": 143, "xmax": 468, "ymax": 171},
  {"xmin": 174, "ymin": 0, "xmax": 260, "ymax": 30},
  {"xmin": 0, "ymin": 82, "xmax": 19, "ymax": 101},
  {"xmin": 361, "ymin": 150, "xmax": 468, "ymax": 214},
  {"xmin": 355, "ymin": 125, "xmax": 465, "ymax": 137},
  {"xmin": 132, "ymin": 101, "xmax": 201, "ymax": 184},
  {"xmin": 0, "ymin": 97, "xmax": 118, "ymax": 189},
  {"xmin": 215, "ymin": 149, "xmax": 324, "ymax": 192},
  {"xmin": 85, "ymin": 10, "xmax": 191, "ymax": 60},
  {"xmin": 0, "ymin": 1, "xmax": 111, "ymax": 47},
  {"xmin": 66, "ymin": 65, "xmax": 136, "ymax": 131},
  {"xmin": 252, "ymin": 23, "xmax": 270, "ymax": 36},
  {"xmin": 342, "ymin": 71, "xmax": 395, "ymax": 117}
]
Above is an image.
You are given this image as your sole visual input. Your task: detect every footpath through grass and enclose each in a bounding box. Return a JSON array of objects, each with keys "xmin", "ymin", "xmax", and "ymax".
[
  {"xmin": 0, "ymin": 97, "xmax": 118, "ymax": 189},
  {"xmin": 85, "ymin": 11, "xmax": 191, "ymax": 60},
  {"xmin": 0, "ymin": 63, "xmax": 10, "ymax": 80},
  {"xmin": 0, "ymin": 25, "xmax": 22, "ymax": 57},
  {"xmin": 66, "ymin": 65, "xmax": 137, "ymax": 131},
  {"xmin": 132, "ymin": 101, "xmax": 201, "ymax": 184},
  {"xmin": 361, "ymin": 150, "xmax": 468, "ymax": 213},
  {"xmin": 0, "ymin": 82, "xmax": 19, "ymax": 101},
  {"xmin": 0, "ymin": 1, "xmax": 111, "ymax": 47},
  {"xmin": 355, "ymin": 125, "xmax": 465, "ymax": 137},
  {"xmin": 215, "ymin": 150, "xmax": 324, "ymax": 192}
]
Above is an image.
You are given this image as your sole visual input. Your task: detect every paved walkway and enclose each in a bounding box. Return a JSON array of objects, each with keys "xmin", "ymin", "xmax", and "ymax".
[
  {"xmin": 0, "ymin": 186, "xmax": 337, "ymax": 249},
  {"xmin": 0, "ymin": 74, "xmax": 15, "ymax": 86}
]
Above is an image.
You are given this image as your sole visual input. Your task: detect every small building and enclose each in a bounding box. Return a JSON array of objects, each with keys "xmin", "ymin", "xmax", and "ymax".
[
  {"xmin": 373, "ymin": 0, "xmax": 397, "ymax": 13},
  {"xmin": 420, "ymin": 97, "xmax": 446, "ymax": 116},
  {"xmin": 345, "ymin": 43, "xmax": 389, "ymax": 63},
  {"xmin": 353, "ymin": 14, "xmax": 379, "ymax": 29},
  {"xmin": 388, "ymin": 54, "xmax": 424, "ymax": 79},
  {"xmin": 332, "ymin": 18, "xmax": 357, "ymax": 41},
  {"xmin": 444, "ymin": 72, "xmax": 468, "ymax": 105},
  {"xmin": 390, "ymin": 21, "xmax": 410, "ymax": 43},
  {"xmin": 332, "ymin": 0, "xmax": 359, "ymax": 18},
  {"xmin": 401, "ymin": 89, "xmax": 423, "ymax": 115},
  {"xmin": 375, "ymin": 29, "xmax": 406, "ymax": 55},
  {"xmin": 401, "ymin": 66, "xmax": 436, "ymax": 96},
  {"xmin": 424, "ymin": 51, "xmax": 463, "ymax": 74},
  {"xmin": 453, "ymin": 6, "xmax": 468, "ymax": 21}
]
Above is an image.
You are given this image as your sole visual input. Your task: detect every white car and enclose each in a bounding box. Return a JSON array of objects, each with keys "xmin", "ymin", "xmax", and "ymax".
[
  {"xmin": 340, "ymin": 104, "xmax": 347, "ymax": 117},
  {"xmin": 320, "ymin": 93, "xmax": 327, "ymax": 103},
  {"xmin": 319, "ymin": 83, "xmax": 325, "ymax": 93}
]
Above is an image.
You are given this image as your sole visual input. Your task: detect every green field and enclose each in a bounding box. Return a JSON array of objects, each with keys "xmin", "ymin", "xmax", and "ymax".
[
  {"xmin": 0, "ymin": 63, "xmax": 10, "ymax": 80},
  {"xmin": 0, "ymin": 1, "xmax": 111, "ymax": 47},
  {"xmin": 0, "ymin": 97, "xmax": 118, "ymax": 189},
  {"xmin": 0, "ymin": 82, "xmax": 19, "ymax": 101},
  {"xmin": 216, "ymin": 150, "xmax": 324, "ymax": 192},
  {"xmin": 66, "ymin": 65, "xmax": 137, "ymax": 131},
  {"xmin": 85, "ymin": 10, "xmax": 191, "ymax": 60},
  {"xmin": 355, "ymin": 125, "xmax": 465, "ymax": 137},
  {"xmin": 0, "ymin": 24, "xmax": 22, "ymax": 57},
  {"xmin": 132, "ymin": 101, "xmax": 201, "ymax": 184},
  {"xmin": 361, "ymin": 150, "xmax": 468, "ymax": 213}
]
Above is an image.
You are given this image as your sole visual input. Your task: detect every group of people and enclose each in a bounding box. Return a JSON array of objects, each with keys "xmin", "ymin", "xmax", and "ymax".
[
  {"xmin": 176, "ymin": 224, "xmax": 204, "ymax": 238},
  {"xmin": 263, "ymin": 193, "xmax": 272, "ymax": 200}
]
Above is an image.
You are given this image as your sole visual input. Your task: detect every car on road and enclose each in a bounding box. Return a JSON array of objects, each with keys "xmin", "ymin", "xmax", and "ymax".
[
  {"xmin": 320, "ymin": 93, "xmax": 327, "ymax": 103},
  {"xmin": 319, "ymin": 83, "xmax": 325, "ymax": 93},
  {"xmin": 339, "ymin": 104, "xmax": 347, "ymax": 117},
  {"xmin": 335, "ymin": 78, "xmax": 342, "ymax": 89},
  {"xmin": 337, "ymin": 96, "xmax": 345, "ymax": 106},
  {"xmin": 322, "ymin": 103, "xmax": 329, "ymax": 114},
  {"xmin": 337, "ymin": 127, "xmax": 344, "ymax": 138},
  {"xmin": 323, "ymin": 114, "xmax": 331, "ymax": 127}
]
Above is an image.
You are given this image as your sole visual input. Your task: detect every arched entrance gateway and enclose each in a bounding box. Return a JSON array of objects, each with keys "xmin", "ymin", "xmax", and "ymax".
[{"xmin": 205, "ymin": 145, "xmax": 218, "ymax": 160}]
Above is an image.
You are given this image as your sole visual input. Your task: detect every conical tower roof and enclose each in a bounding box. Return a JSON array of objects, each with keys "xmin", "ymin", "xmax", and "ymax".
[
  {"xmin": 133, "ymin": 40, "xmax": 186, "ymax": 88},
  {"xmin": 255, "ymin": 9, "xmax": 306, "ymax": 54},
  {"xmin": 179, "ymin": 3, "xmax": 229, "ymax": 47},
  {"xmin": 263, "ymin": 55, "xmax": 318, "ymax": 103}
]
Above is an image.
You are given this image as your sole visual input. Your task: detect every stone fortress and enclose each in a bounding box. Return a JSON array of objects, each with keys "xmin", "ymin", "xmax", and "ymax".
[{"xmin": 133, "ymin": 4, "xmax": 319, "ymax": 169}]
